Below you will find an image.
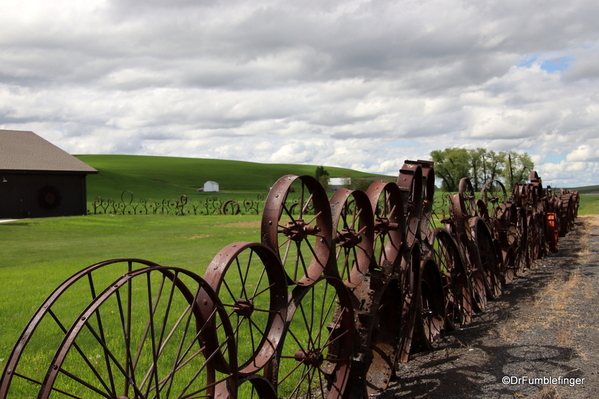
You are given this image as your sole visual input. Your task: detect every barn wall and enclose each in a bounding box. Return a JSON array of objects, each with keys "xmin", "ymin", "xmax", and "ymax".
[{"xmin": 0, "ymin": 172, "xmax": 88, "ymax": 218}]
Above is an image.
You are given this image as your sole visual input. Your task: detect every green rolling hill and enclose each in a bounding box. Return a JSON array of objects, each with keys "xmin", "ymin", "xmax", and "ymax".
[{"xmin": 76, "ymin": 155, "xmax": 394, "ymax": 201}]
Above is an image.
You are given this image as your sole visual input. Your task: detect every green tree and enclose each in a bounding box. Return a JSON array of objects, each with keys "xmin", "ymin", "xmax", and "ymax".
[
  {"xmin": 431, "ymin": 148, "xmax": 471, "ymax": 191},
  {"xmin": 468, "ymin": 148, "xmax": 486, "ymax": 191},
  {"xmin": 503, "ymin": 151, "xmax": 534, "ymax": 190},
  {"xmin": 431, "ymin": 148, "xmax": 533, "ymax": 192},
  {"xmin": 315, "ymin": 165, "xmax": 330, "ymax": 190}
]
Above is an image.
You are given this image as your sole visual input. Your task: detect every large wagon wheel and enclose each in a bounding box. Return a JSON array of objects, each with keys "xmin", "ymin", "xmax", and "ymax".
[
  {"xmin": 0, "ymin": 258, "xmax": 160, "ymax": 399},
  {"xmin": 268, "ymin": 276, "xmax": 354, "ymax": 399},
  {"xmin": 36, "ymin": 266, "xmax": 237, "ymax": 399},
  {"xmin": 261, "ymin": 175, "xmax": 334, "ymax": 286},
  {"xmin": 366, "ymin": 181, "xmax": 405, "ymax": 271},
  {"xmin": 202, "ymin": 242, "xmax": 288, "ymax": 376},
  {"xmin": 329, "ymin": 188, "xmax": 375, "ymax": 286},
  {"xmin": 470, "ymin": 217, "xmax": 503, "ymax": 298},
  {"xmin": 426, "ymin": 228, "xmax": 473, "ymax": 330}
]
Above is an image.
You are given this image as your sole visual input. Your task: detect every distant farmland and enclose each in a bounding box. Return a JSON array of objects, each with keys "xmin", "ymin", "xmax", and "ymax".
[{"xmin": 76, "ymin": 154, "xmax": 395, "ymax": 201}]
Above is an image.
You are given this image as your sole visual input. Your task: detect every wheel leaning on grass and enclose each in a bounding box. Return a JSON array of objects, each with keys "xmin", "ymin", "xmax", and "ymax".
[
  {"xmin": 37, "ymin": 266, "xmax": 238, "ymax": 399},
  {"xmin": 0, "ymin": 258, "xmax": 160, "ymax": 399}
]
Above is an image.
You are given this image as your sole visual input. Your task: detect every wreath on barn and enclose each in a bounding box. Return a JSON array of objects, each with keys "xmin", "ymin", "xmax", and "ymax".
[{"xmin": 38, "ymin": 186, "xmax": 62, "ymax": 210}]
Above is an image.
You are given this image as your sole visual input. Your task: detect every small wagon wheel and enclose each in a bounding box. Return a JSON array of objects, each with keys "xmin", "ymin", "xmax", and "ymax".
[
  {"xmin": 426, "ymin": 228, "xmax": 473, "ymax": 330},
  {"xmin": 329, "ymin": 188, "xmax": 375, "ymax": 286},
  {"xmin": 221, "ymin": 199, "xmax": 241, "ymax": 215},
  {"xmin": 201, "ymin": 242, "xmax": 288, "ymax": 376},
  {"xmin": 0, "ymin": 258, "xmax": 160, "ymax": 399},
  {"xmin": 470, "ymin": 217, "xmax": 503, "ymax": 299},
  {"xmin": 261, "ymin": 175, "xmax": 334, "ymax": 286},
  {"xmin": 366, "ymin": 181, "xmax": 405, "ymax": 271},
  {"xmin": 268, "ymin": 276, "xmax": 354, "ymax": 399},
  {"xmin": 480, "ymin": 179, "xmax": 507, "ymax": 209},
  {"xmin": 37, "ymin": 266, "xmax": 237, "ymax": 399}
]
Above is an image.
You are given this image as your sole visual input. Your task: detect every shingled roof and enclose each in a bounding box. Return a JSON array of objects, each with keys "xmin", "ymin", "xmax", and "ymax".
[{"xmin": 0, "ymin": 129, "xmax": 97, "ymax": 173}]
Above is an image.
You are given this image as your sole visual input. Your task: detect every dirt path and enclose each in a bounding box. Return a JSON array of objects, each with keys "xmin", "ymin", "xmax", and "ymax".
[{"xmin": 378, "ymin": 215, "xmax": 599, "ymax": 399}]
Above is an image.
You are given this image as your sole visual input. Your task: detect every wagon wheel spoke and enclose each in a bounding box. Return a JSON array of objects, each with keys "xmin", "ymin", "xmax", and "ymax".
[
  {"xmin": 261, "ymin": 175, "xmax": 333, "ymax": 286},
  {"xmin": 35, "ymin": 266, "xmax": 236, "ymax": 399},
  {"xmin": 0, "ymin": 258, "xmax": 163, "ymax": 399},
  {"xmin": 366, "ymin": 182, "xmax": 405, "ymax": 271},
  {"xmin": 330, "ymin": 188, "xmax": 374, "ymax": 286},
  {"xmin": 202, "ymin": 242, "xmax": 288, "ymax": 376},
  {"xmin": 427, "ymin": 228, "xmax": 473, "ymax": 330},
  {"xmin": 270, "ymin": 276, "xmax": 354, "ymax": 399}
]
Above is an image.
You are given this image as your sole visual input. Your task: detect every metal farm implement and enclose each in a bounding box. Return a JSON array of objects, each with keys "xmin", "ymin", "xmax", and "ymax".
[{"xmin": 0, "ymin": 162, "xmax": 580, "ymax": 398}]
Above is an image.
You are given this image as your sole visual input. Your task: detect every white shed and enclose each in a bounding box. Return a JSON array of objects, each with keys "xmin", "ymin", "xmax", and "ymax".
[{"xmin": 203, "ymin": 180, "xmax": 219, "ymax": 192}]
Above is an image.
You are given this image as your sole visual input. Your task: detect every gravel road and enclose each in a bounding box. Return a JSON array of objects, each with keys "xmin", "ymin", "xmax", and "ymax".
[{"xmin": 377, "ymin": 215, "xmax": 599, "ymax": 399}]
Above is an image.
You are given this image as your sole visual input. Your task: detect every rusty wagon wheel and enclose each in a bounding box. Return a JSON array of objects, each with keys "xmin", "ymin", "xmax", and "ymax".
[
  {"xmin": 418, "ymin": 161, "xmax": 435, "ymax": 236},
  {"xmin": 366, "ymin": 181, "xmax": 405, "ymax": 271},
  {"xmin": 261, "ymin": 175, "xmax": 334, "ymax": 286},
  {"xmin": 396, "ymin": 242, "xmax": 422, "ymax": 364},
  {"xmin": 238, "ymin": 375, "xmax": 278, "ymax": 398},
  {"xmin": 480, "ymin": 179, "xmax": 507, "ymax": 209},
  {"xmin": 411, "ymin": 257, "xmax": 446, "ymax": 351},
  {"xmin": 35, "ymin": 266, "xmax": 238, "ymax": 399},
  {"xmin": 202, "ymin": 242, "xmax": 288, "ymax": 376},
  {"xmin": 329, "ymin": 188, "xmax": 375, "ymax": 286},
  {"xmin": 221, "ymin": 199, "xmax": 241, "ymax": 215},
  {"xmin": 345, "ymin": 273, "xmax": 403, "ymax": 396},
  {"xmin": 363, "ymin": 277, "xmax": 403, "ymax": 394},
  {"xmin": 470, "ymin": 217, "xmax": 503, "ymax": 299},
  {"xmin": 426, "ymin": 228, "xmax": 473, "ymax": 330},
  {"xmin": 397, "ymin": 161, "xmax": 423, "ymax": 248},
  {"xmin": 0, "ymin": 258, "xmax": 161, "ymax": 399},
  {"xmin": 268, "ymin": 276, "xmax": 354, "ymax": 399}
]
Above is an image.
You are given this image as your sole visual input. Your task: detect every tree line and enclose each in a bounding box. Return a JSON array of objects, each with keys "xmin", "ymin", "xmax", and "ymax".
[{"xmin": 430, "ymin": 148, "xmax": 534, "ymax": 192}]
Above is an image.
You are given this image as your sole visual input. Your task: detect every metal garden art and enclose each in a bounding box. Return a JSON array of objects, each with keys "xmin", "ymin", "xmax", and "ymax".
[{"xmin": 0, "ymin": 161, "xmax": 580, "ymax": 398}]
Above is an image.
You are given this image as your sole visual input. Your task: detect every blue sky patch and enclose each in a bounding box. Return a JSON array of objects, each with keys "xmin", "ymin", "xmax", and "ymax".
[{"xmin": 540, "ymin": 57, "xmax": 573, "ymax": 72}]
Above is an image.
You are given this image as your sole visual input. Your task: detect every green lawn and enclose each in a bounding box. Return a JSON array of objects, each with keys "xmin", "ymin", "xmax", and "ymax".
[{"xmin": 0, "ymin": 214, "xmax": 262, "ymax": 378}]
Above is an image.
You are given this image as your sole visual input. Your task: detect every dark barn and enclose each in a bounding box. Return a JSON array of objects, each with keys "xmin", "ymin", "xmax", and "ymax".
[{"xmin": 0, "ymin": 129, "xmax": 98, "ymax": 219}]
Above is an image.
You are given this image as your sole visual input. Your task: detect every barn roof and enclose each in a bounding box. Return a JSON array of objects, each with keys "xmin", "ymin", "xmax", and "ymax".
[{"xmin": 0, "ymin": 129, "xmax": 97, "ymax": 173}]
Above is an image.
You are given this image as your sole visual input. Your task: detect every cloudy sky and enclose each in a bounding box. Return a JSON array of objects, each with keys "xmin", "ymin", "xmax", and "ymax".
[{"xmin": 1, "ymin": 0, "xmax": 598, "ymax": 187}]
